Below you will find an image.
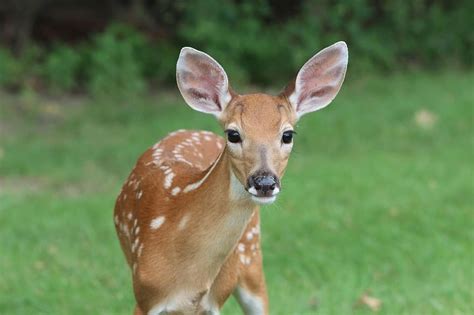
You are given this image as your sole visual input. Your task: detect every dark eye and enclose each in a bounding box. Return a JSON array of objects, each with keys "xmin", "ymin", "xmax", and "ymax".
[
  {"xmin": 226, "ymin": 130, "xmax": 242, "ymax": 143},
  {"xmin": 282, "ymin": 130, "xmax": 295, "ymax": 144}
]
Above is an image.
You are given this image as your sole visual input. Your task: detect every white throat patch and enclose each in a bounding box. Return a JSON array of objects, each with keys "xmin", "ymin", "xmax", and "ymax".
[{"xmin": 230, "ymin": 171, "xmax": 249, "ymax": 202}]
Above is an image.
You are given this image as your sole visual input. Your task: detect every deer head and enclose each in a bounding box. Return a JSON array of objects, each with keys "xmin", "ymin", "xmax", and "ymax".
[{"xmin": 176, "ymin": 42, "xmax": 348, "ymax": 204}]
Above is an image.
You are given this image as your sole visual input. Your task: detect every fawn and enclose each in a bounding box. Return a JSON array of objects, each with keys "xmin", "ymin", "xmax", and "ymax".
[{"xmin": 114, "ymin": 41, "xmax": 348, "ymax": 314}]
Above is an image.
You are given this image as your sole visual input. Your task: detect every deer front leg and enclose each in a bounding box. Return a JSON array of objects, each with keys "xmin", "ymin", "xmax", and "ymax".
[
  {"xmin": 233, "ymin": 250, "xmax": 268, "ymax": 315},
  {"xmin": 233, "ymin": 211, "xmax": 268, "ymax": 315}
]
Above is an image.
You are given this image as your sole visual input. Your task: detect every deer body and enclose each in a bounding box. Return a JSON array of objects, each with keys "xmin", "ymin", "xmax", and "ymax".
[
  {"xmin": 114, "ymin": 42, "xmax": 348, "ymax": 314},
  {"xmin": 115, "ymin": 130, "xmax": 266, "ymax": 313}
]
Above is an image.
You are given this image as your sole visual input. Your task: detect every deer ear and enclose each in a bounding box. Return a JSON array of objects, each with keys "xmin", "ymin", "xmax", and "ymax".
[
  {"xmin": 176, "ymin": 47, "xmax": 232, "ymax": 116},
  {"xmin": 283, "ymin": 41, "xmax": 348, "ymax": 119}
]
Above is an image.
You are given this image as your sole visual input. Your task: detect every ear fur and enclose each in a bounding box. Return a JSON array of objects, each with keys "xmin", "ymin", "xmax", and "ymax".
[
  {"xmin": 283, "ymin": 41, "xmax": 348, "ymax": 118},
  {"xmin": 176, "ymin": 47, "xmax": 232, "ymax": 116}
]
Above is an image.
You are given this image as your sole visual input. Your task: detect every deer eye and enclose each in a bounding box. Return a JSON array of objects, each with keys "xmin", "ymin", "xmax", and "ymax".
[
  {"xmin": 282, "ymin": 130, "xmax": 295, "ymax": 144},
  {"xmin": 226, "ymin": 130, "xmax": 241, "ymax": 143}
]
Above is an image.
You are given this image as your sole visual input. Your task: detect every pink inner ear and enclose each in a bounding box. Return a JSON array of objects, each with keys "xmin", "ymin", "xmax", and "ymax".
[
  {"xmin": 297, "ymin": 65, "xmax": 344, "ymax": 106},
  {"xmin": 179, "ymin": 53, "xmax": 228, "ymax": 112},
  {"xmin": 294, "ymin": 45, "xmax": 347, "ymax": 114}
]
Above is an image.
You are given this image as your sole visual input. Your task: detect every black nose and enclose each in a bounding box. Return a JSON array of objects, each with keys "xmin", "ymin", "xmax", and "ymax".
[
  {"xmin": 248, "ymin": 173, "xmax": 278, "ymax": 195},
  {"xmin": 255, "ymin": 176, "xmax": 276, "ymax": 192}
]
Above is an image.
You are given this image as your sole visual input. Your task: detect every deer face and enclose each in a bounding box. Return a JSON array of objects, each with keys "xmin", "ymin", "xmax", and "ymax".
[
  {"xmin": 220, "ymin": 94, "xmax": 295, "ymax": 204},
  {"xmin": 176, "ymin": 42, "xmax": 348, "ymax": 204}
]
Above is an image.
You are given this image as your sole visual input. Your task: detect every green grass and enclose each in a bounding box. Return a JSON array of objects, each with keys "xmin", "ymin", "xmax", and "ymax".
[{"xmin": 1, "ymin": 71, "xmax": 473, "ymax": 314}]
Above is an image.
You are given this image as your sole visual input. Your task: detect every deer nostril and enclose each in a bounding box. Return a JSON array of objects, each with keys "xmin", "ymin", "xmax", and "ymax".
[
  {"xmin": 248, "ymin": 172, "xmax": 279, "ymax": 196},
  {"xmin": 253, "ymin": 176, "xmax": 276, "ymax": 192}
]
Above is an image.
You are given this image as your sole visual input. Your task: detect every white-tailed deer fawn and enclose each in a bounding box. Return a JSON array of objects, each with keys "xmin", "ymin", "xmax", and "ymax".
[{"xmin": 114, "ymin": 42, "xmax": 348, "ymax": 314}]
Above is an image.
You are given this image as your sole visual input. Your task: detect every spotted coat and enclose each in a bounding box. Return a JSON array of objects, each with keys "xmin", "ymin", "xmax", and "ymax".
[{"xmin": 114, "ymin": 130, "xmax": 266, "ymax": 314}]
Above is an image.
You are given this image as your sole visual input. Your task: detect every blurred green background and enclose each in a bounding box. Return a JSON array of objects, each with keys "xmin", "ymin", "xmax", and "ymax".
[{"xmin": 0, "ymin": 1, "xmax": 473, "ymax": 314}]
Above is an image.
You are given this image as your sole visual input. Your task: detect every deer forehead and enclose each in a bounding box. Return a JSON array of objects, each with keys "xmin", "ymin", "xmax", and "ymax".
[{"xmin": 223, "ymin": 94, "xmax": 296, "ymax": 138}]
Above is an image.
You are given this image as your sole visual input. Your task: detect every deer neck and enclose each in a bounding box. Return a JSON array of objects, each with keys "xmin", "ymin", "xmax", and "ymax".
[
  {"xmin": 183, "ymin": 148, "xmax": 256, "ymax": 279},
  {"xmin": 202, "ymin": 146, "xmax": 255, "ymax": 212}
]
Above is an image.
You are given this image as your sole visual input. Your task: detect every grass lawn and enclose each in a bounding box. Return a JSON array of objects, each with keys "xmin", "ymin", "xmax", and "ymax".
[{"xmin": 0, "ymin": 71, "xmax": 473, "ymax": 314}]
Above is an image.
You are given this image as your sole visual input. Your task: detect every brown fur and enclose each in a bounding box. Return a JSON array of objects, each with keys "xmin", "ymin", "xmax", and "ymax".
[
  {"xmin": 114, "ymin": 94, "xmax": 295, "ymax": 314},
  {"xmin": 115, "ymin": 42, "xmax": 348, "ymax": 314}
]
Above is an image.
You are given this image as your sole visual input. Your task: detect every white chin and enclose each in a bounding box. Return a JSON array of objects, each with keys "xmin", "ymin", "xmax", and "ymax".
[{"xmin": 251, "ymin": 195, "xmax": 277, "ymax": 205}]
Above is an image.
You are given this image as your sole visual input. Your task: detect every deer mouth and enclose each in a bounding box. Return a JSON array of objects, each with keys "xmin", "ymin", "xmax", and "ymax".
[
  {"xmin": 245, "ymin": 171, "xmax": 280, "ymax": 205},
  {"xmin": 250, "ymin": 195, "xmax": 277, "ymax": 204},
  {"xmin": 246, "ymin": 185, "xmax": 280, "ymax": 205}
]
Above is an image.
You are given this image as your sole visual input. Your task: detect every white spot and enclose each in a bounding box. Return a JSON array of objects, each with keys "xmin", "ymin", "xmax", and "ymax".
[
  {"xmin": 133, "ymin": 262, "xmax": 137, "ymax": 274},
  {"xmin": 150, "ymin": 216, "xmax": 165, "ymax": 230},
  {"xmin": 137, "ymin": 243, "xmax": 144, "ymax": 257},
  {"xmin": 245, "ymin": 256, "xmax": 251, "ymax": 265},
  {"xmin": 216, "ymin": 142, "xmax": 223, "ymax": 149},
  {"xmin": 164, "ymin": 172, "xmax": 175, "ymax": 189},
  {"xmin": 134, "ymin": 226, "xmax": 140, "ymax": 235},
  {"xmin": 132, "ymin": 238, "xmax": 139, "ymax": 252},
  {"xmin": 127, "ymin": 213, "xmax": 133, "ymax": 220},
  {"xmin": 238, "ymin": 243, "xmax": 245, "ymax": 252},
  {"xmin": 137, "ymin": 190, "xmax": 143, "ymax": 199},
  {"xmin": 239, "ymin": 254, "xmax": 246, "ymax": 264},
  {"xmin": 191, "ymin": 133, "xmax": 201, "ymax": 143},
  {"xmin": 167, "ymin": 131, "xmax": 178, "ymax": 137},
  {"xmin": 175, "ymin": 156, "xmax": 194, "ymax": 166},
  {"xmin": 123, "ymin": 194, "xmax": 127, "ymax": 200},
  {"xmin": 114, "ymin": 215, "xmax": 119, "ymax": 225},
  {"xmin": 133, "ymin": 218, "xmax": 138, "ymax": 227},
  {"xmin": 250, "ymin": 244, "xmax": 256, "ymax": 251},
  {"xmin": 171, "ymin": 186, "xmax": 181, "ymax": 196},
  {"xmin": 204, "ymin": 135, "xmax": 212, "ymax": 141},
  {"xmin": 123, "ymin": 227, "xmax": 130, "ymax": 240},
  {"xmin": 178, "ymin": 214, "xmax": 190, "ymax": 230},
  {"xmin": 120, "ymin": 223, "xmax": 127, "ymax": 234},
  {"xmin": 246, "ymin": 232, "xmax": 253, "ymax": 240},
  {"xmin": 152, "ymin": 148, "xmax": 163, "ymax": 156}
]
